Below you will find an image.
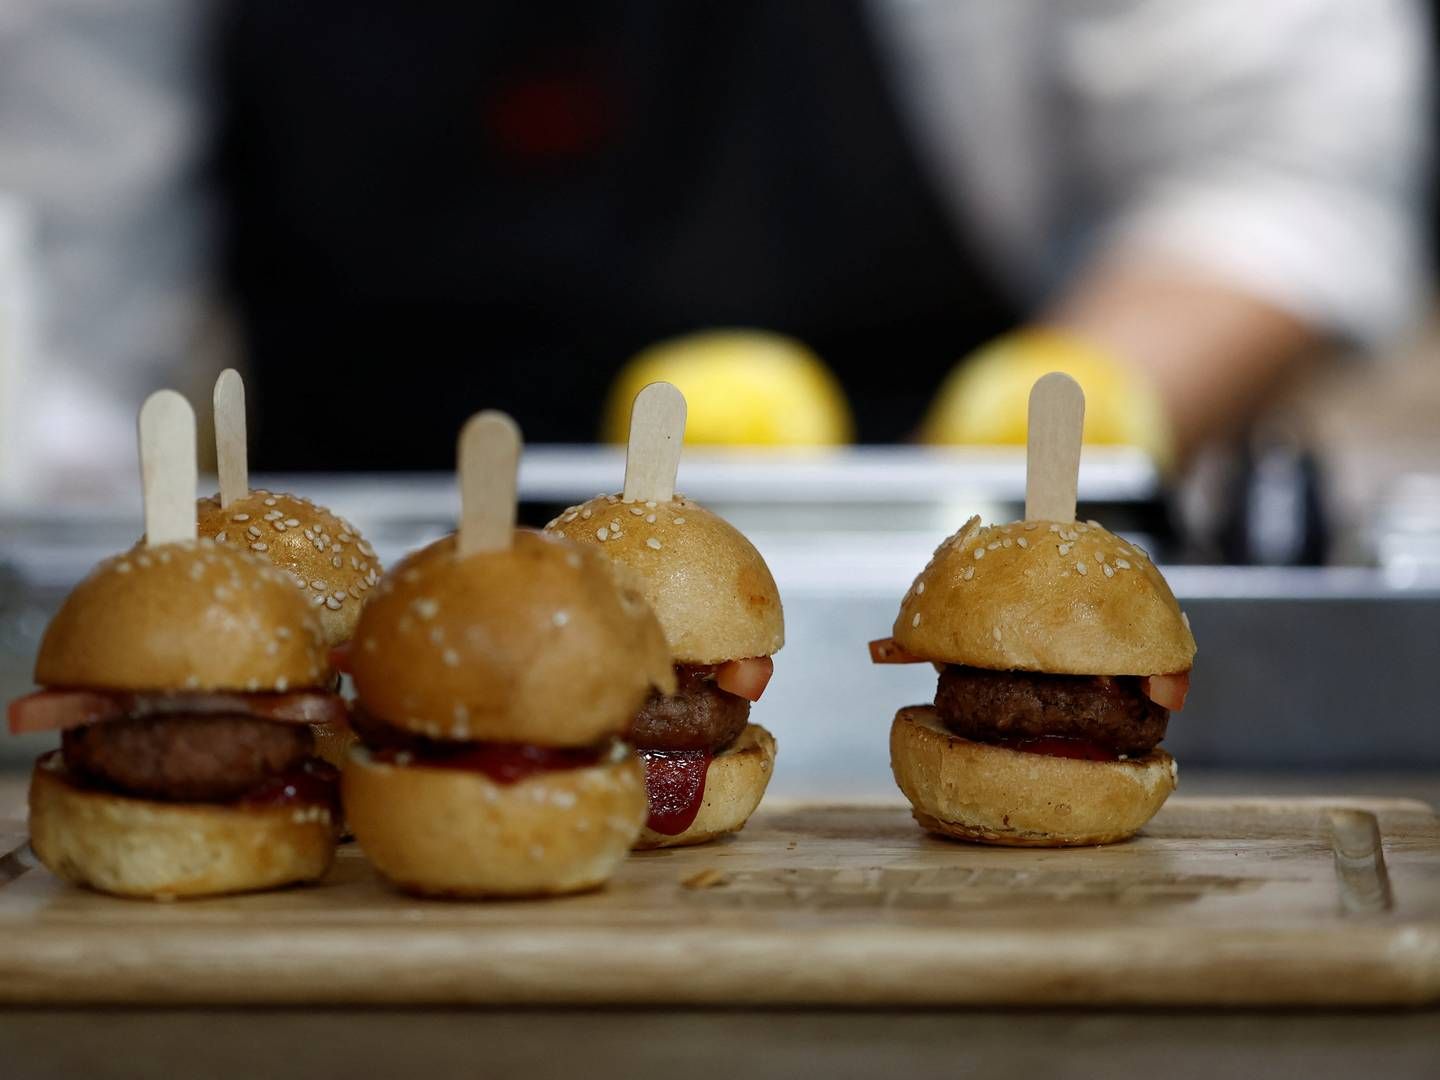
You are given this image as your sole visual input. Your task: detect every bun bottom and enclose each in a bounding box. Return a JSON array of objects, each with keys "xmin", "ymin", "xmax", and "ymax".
[
  {"xmin": 342, "ymin": 746, "xmax": 647, "ymax": 897},
  {"xmin": 635, "ymin": 723, "xmax": 776, "ymax": 850},
  {"xmin": 890, "ymin": 706, "xmax": 1176, "ymax": 847},
  {"xmin": 27, "ymin": 752, "xmax": 336, "ymax": 899}
]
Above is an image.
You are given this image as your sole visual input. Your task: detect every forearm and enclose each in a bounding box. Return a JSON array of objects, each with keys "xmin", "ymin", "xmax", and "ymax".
[{"xmin": 1044, "ymin": 257, "xmax": 1321, "ymax": 457}]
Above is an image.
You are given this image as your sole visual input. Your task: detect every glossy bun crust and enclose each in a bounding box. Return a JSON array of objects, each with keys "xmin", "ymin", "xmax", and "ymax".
[
  {"xmin": 350, "ymin": 530, "xmax": 675, "ymax": 745},
  {"xmin": 197, "ymin": 490, "xmax": 382, "ymax": 647},
  {"xmin": 28, "ymin": 753, "xmax": 335, "ymax": 899},
  {"xmin": 890, "ymin": 707, "xmax": 1176, "ymax": 847},
  {"xmin": 35, "ymin": 540, "xmax": 328, "ymax": 693},
  {"xmin": 342, "ymin": 746, "xmax": 646, "ymax": 897},
  {"xmin": 634, "ymin": 723, "xmax": 776, "ymax": 849},
  {"xmin": 546, "ymin": 495, "xmax": 783, "ymax": 664},
  {"xmin": 894, "ymin": 517, "xmax": 1195, "ymax": 675}
]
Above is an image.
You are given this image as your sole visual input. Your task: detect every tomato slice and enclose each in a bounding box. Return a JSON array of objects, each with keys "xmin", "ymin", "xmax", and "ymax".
[
  {"xmin": 329, "ymin": 642, "xmax": 353, "ymax": 676},
  {"xmin": 869, "ymin": 637, "xmax": 926, "ymax": 664},
  {"xmin": 7, "ymin": 689, "xmax": 347, "ymax": 735},
  {"xmin": 714, "ymin": 656, "xmax": 773, "ymax": 702},
  {"xmin": 1142, "ymin": 671, "xmax": 1190, "ymax": 712}
]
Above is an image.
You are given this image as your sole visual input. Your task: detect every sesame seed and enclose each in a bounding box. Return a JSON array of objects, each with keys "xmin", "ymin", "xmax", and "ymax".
[
  {"xmin": 442, "ymin": 648, "xmax": 460, "ymax": 667},
  {"xmin": 992, "ymin": 627, "xmax": 1002, "ymax": 641},
  {"xmin": 263, "ymin": 497, "xmax": 277, "ymax": 507},
  {"xmin": 184, "ymin": 674, "xmax": 200, "ymax": 688},
  {"xmin": 251, "ymin": 542, "xmax": 268, "ymax": 552},
  {"xmin": 581, "ymin": 508, "xmax": 593, "ymax": 519},
  {"xmin": 911, "ymin": 612, "xmax": 921, "ymax": 627},
  {"xmin": 1049, "ymin": 524, "xmax": 1061, "ymax": 533},
  {"xmin": 264, "ymin": 510, "xmax": 281, "ymax": 521},
  {"xmin": 629, "ymin": 507, "xmax": 643, "ymax": 516},
  {"xmin": 1017, "ymin": 537, "xmax": 1028, "ymax": 549},
  {"xmin": 1075, "ymin": 561, "xmax": 1088, "ymax": 575},
  {"xmin": 596, "ymin": 527, "xmax": 609, "ymax": 541},
  {"xmin": 605, "ymin": 495, "xmax": 618, "ymax": 504},
  {"xmin": 277, "ymin": 626, "xmax": 292, "ymax": 639},
  {"xmin": 1182, "ymin": 612, "xmax": 1191, "ymax": 629},
  {"xmin": 673, "ymin": 517, "xmax": 686, "ymax": 525},
  {"xmin": 414, "ymin": 598, "xmax": 439, "ymax": 619},
  {"xmin": 285, "ymin": 518, "xmax": 300, "ymax": 528},
  {"xmin": 232, "ymin": 514, "xmax": 250, "ymax": 522},
  {"xmin": 1088, "ymin": 520, "xmax": 1103, "ymax": 529},
  {"xmin": 1094, "ymin": 550, "xmax": 1105, "ymax": 563},
  {"xmin": 1058, "ymin": 543, "xmax": 1071, "ymax": 556},
  {"xmin": 1103, "ymin": 565, "xmax": 1115, "ymax": 578},
  {"xmin": 332, "ymin": 590, "xmax": 347, "ymax": 601},
  {"xmin": 645, "ymin": 501, "xmax": 657, "ymax": 509},
  {"xmin": 1115, "ymin": 558, "xmax": 1131, "ymax": 570},
  {"xmin": 646, "ymin": 537, "xmax": 662, "ymax": 550},
  {"xmin": 265, "ymin": 640, "xmax": 279, "ymax": 656},
  {"xmin": 963, "ymin": 566, "xmax": 975, "ymax": 580},
  {"xmin": 973, "ymin": 548, "xmax": 985, "ymax": 560},
  {"xmin": 276, "ymin": 677, "xmax": 288, "ymax": 692},
  {"xmin": 331, "ymin": 544, "xmax": 341, "ymax": 554},
  {"xmin": 553, "ymin": 610, "xmax": 570, "ymax": 627},
  {"xmin": 310, "ymin": 579, "xmax": 326, "ymax": 590},
  {"xmin": 247, "ymin": 526, "xmax": 261, "ymax": 538},
  {"xmin": 216, "ymin": 532, "xmax": 227, "ymax": 544},
  {"xmin": 562, "ymin": 512, "xmax": 578, "ymax": 523},
  {"xmin": 645, "ymin": 514, "xmax": 656, "ymax": 524},
  {"xmin": 325, "ymin": 596, "xmax": 341, "ymax": 610},
  {"xmin": 1002, "ymin": 538, "xmax": 1013, "ymax": 548},
  {"xmin": 916, "ymin": 581, "xmax": 925, "ymax": 594},
  {"xmin": 115, "ymin": 561, "xmax": 132, "ymax": 573},
  {"xmin": 1025, "ymin": 522, "xmax": 1039, "ymax": 531}
]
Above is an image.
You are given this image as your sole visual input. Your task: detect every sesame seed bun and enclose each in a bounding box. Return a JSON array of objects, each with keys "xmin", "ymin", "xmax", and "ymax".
[
  {"xmin": 894, "ymin": 517, "xmax": 1195, "ymax": 675},
  {"xmin": 27, "ymin": 752, "xmax": 336, "ymax": 899},
  {"xmin": 342, "ymin": 745, "xmax": 646, "ymax": 897},
  {"xmin": 634, "ymin": 723, "xmax": 776, "ymax": 849},
  {"xmin": 197, "ymin": 490, "xmax": 382, "ymax": 648},
  {"xmin": 546, "ymin": 494, "xmax": 783, "ymax": 664},
  {"xmin": 350, "ymin": 530, "xmax": 675, "ymax": 745},
  {"xmin": 34, "ymin": 540, "xmax": 329, "ymax": 693},
  {"xmin": 890, "ymin": 706, "xmax": 1176, "ymax": 847}
]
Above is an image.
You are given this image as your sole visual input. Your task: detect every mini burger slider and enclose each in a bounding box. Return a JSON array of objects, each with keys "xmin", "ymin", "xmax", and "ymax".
[
  {"xmin": 196, "ymin": 490, "xmax": 381, "ymax": 768},
  {"xmin": 9, "ymin": 540, "xmax": 343, "ymax": 898},
  {"xmin": 342, "ymin": 531, "xmax": 675, "ymax": 897},
  {"xmin": 547, "ymin": 494, "xmax": 781, "ymax": 849},
  {"xmin": 872, "ymin": 516, "xmax": 1195, "ymax": 847}
]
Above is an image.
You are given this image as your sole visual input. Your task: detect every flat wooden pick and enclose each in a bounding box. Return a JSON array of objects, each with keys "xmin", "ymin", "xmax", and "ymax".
[
  {"xmin": 457, "ymin": 410, "xmax": 522, "ymax": 556},
  {"xmin": 138, "ymin": 389, "xmax": 198, "ymax": 546},
  {"xmin": 213, "ymin": 368, "xmax": 248, "ymax": 508},
  {"xmin": 1024, "ymin": 372, "xmax": 1085, "ymax": 523},
  {"xmin": 622, "ymin": 381, "xmax": 687, "ymax": 503}
]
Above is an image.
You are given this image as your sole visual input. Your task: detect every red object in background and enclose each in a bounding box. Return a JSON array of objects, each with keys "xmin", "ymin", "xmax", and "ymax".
[
  {"xmin": 484, "ymin": 59, "xmax": 616, "ymax": 163},
  {"xmin": 639, "ymin": 749, "xmax": 711, "ymax": 835}
]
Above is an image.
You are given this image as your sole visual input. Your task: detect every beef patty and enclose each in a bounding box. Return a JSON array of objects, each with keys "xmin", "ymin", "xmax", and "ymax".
[
  {"xmin": 62, "ymin": 714, "xmax": 313, "ymax": 802},
  {"xmin": 935, "ymin": 665, "xmax": 1167, "ymax": 755},
  {"xmin": 629, "ymin": 664, "xmax": 750, "ymax": 752}
]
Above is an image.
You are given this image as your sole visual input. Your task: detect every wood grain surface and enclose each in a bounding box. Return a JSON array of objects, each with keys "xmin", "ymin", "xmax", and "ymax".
[{"xmin": 1, "ymin": 798, "xmax": 1437, "ymax": 1007}]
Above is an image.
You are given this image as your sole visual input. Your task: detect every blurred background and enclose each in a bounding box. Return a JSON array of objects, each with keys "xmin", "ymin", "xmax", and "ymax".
[{"xmin": 0, "ymin": 0, "xmax": 1437, "ymax": 795}]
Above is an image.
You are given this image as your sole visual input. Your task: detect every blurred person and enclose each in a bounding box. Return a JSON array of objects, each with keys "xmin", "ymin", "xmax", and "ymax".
[{"xmin": 0, "ymin": 1, "xmax": 1428, "ymax": 489}]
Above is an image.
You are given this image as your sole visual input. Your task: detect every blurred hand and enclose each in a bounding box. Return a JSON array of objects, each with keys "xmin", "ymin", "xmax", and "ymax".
[
  {"xmin": 919, "ymin": 329, "xmax": 1174, "ymax": 467},
  {"xmin": 604, "ymin": 329, "xmax": 853, "ymax": 446}
]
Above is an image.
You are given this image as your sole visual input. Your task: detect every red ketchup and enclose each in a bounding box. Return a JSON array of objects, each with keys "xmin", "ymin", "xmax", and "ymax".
[
  {"xmin": 995, "ymin": 736, "xmax": 1119, "ymax": 762},
  {"xmin": 239, "ymin": 758, "xmax": 341, "ymax": 811},
  {"xmin": 638, "ymin": 749, "xmax": 712, "ymax": 835},
  {"xmin": 373, "ymin": 743, "xmax": 603, "ymax": 784}
]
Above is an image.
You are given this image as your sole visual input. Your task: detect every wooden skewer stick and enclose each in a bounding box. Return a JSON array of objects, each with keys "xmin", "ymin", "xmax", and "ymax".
[
  {"xmin": 138, "ymin": 390, "xmax": 198, "ymax": 546},
  {"xmin": 457, "ymin": 410, "xmax": 522, "ymax": 556},
  {"xmin": 622, "ymin": 382, "xmax": 687, "ymax": 504},
  {"xmin": 213, "ymin": 368, "xmax": 248, "ymax": 509},
  {"xmin": 1024, "ymin": 372, "xmax": 1085, "ymax": 523}
]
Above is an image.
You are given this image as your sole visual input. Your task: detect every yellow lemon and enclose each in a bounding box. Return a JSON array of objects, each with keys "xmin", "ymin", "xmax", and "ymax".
[
  {"xmin": 604, "ymin": 329, "xmax": 854, "ymax": 446},
  {"xmin": 920, "ymin": 329, "xmax": 1173, "ymax": 467}
]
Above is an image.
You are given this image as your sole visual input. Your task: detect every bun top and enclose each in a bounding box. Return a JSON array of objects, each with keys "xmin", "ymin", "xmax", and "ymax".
[
  {"xmin": 545, "ymin": 494, "xmax": 783, "ymax": 664},
  {"xmin": 350, "ymin": 530, "xmax": 675, "ymax": 746},
  {"xmin": 893, "ymin": 517, "xmax": 1195, "ymax": 676},
  {"xmin": 36, "ymin": 540, "xmax": 329, "ymax": 692},
  {"xmin": 197, "ymin": 490, "xmax": 382, "ymax": 647}
]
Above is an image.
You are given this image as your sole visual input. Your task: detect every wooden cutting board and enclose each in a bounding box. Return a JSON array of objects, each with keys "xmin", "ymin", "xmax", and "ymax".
[{"xmin": 1, "ymin": 798, "xmax": 1438, "ymax": 1007}]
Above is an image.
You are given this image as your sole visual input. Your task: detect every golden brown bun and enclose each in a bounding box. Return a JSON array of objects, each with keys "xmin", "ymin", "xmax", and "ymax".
[
  {"xmin": 890, "ymin": 706, "xmax": 1176, "ymax": 847},
  {"xmin": 635, "ymin": 723, "xmax": 776, "ymax": 849},
  {"xmin": 28, "ymin": 753, "xmax": 335, "ymax": 899},
  {"xmin": 35, "ymin": 540, "xmax": 329, "ymax": 693},
  {"xmin": 546, "ymin": 494, "xmax": 783, "ymax": 664},
  {"xmin": 342, "ymin": 744, "xmax": 645, "ymax": 897},
  {"xmin": 197, "ymin": 490, "xmax": 382, "ymax": 648},
  {"xmin": 894, "ymin": 516, "xmax": 1195, "ymax": 675},
  {"xmin": 351, "ymin": 530, "xmax": 674, "ymax": 745}
]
